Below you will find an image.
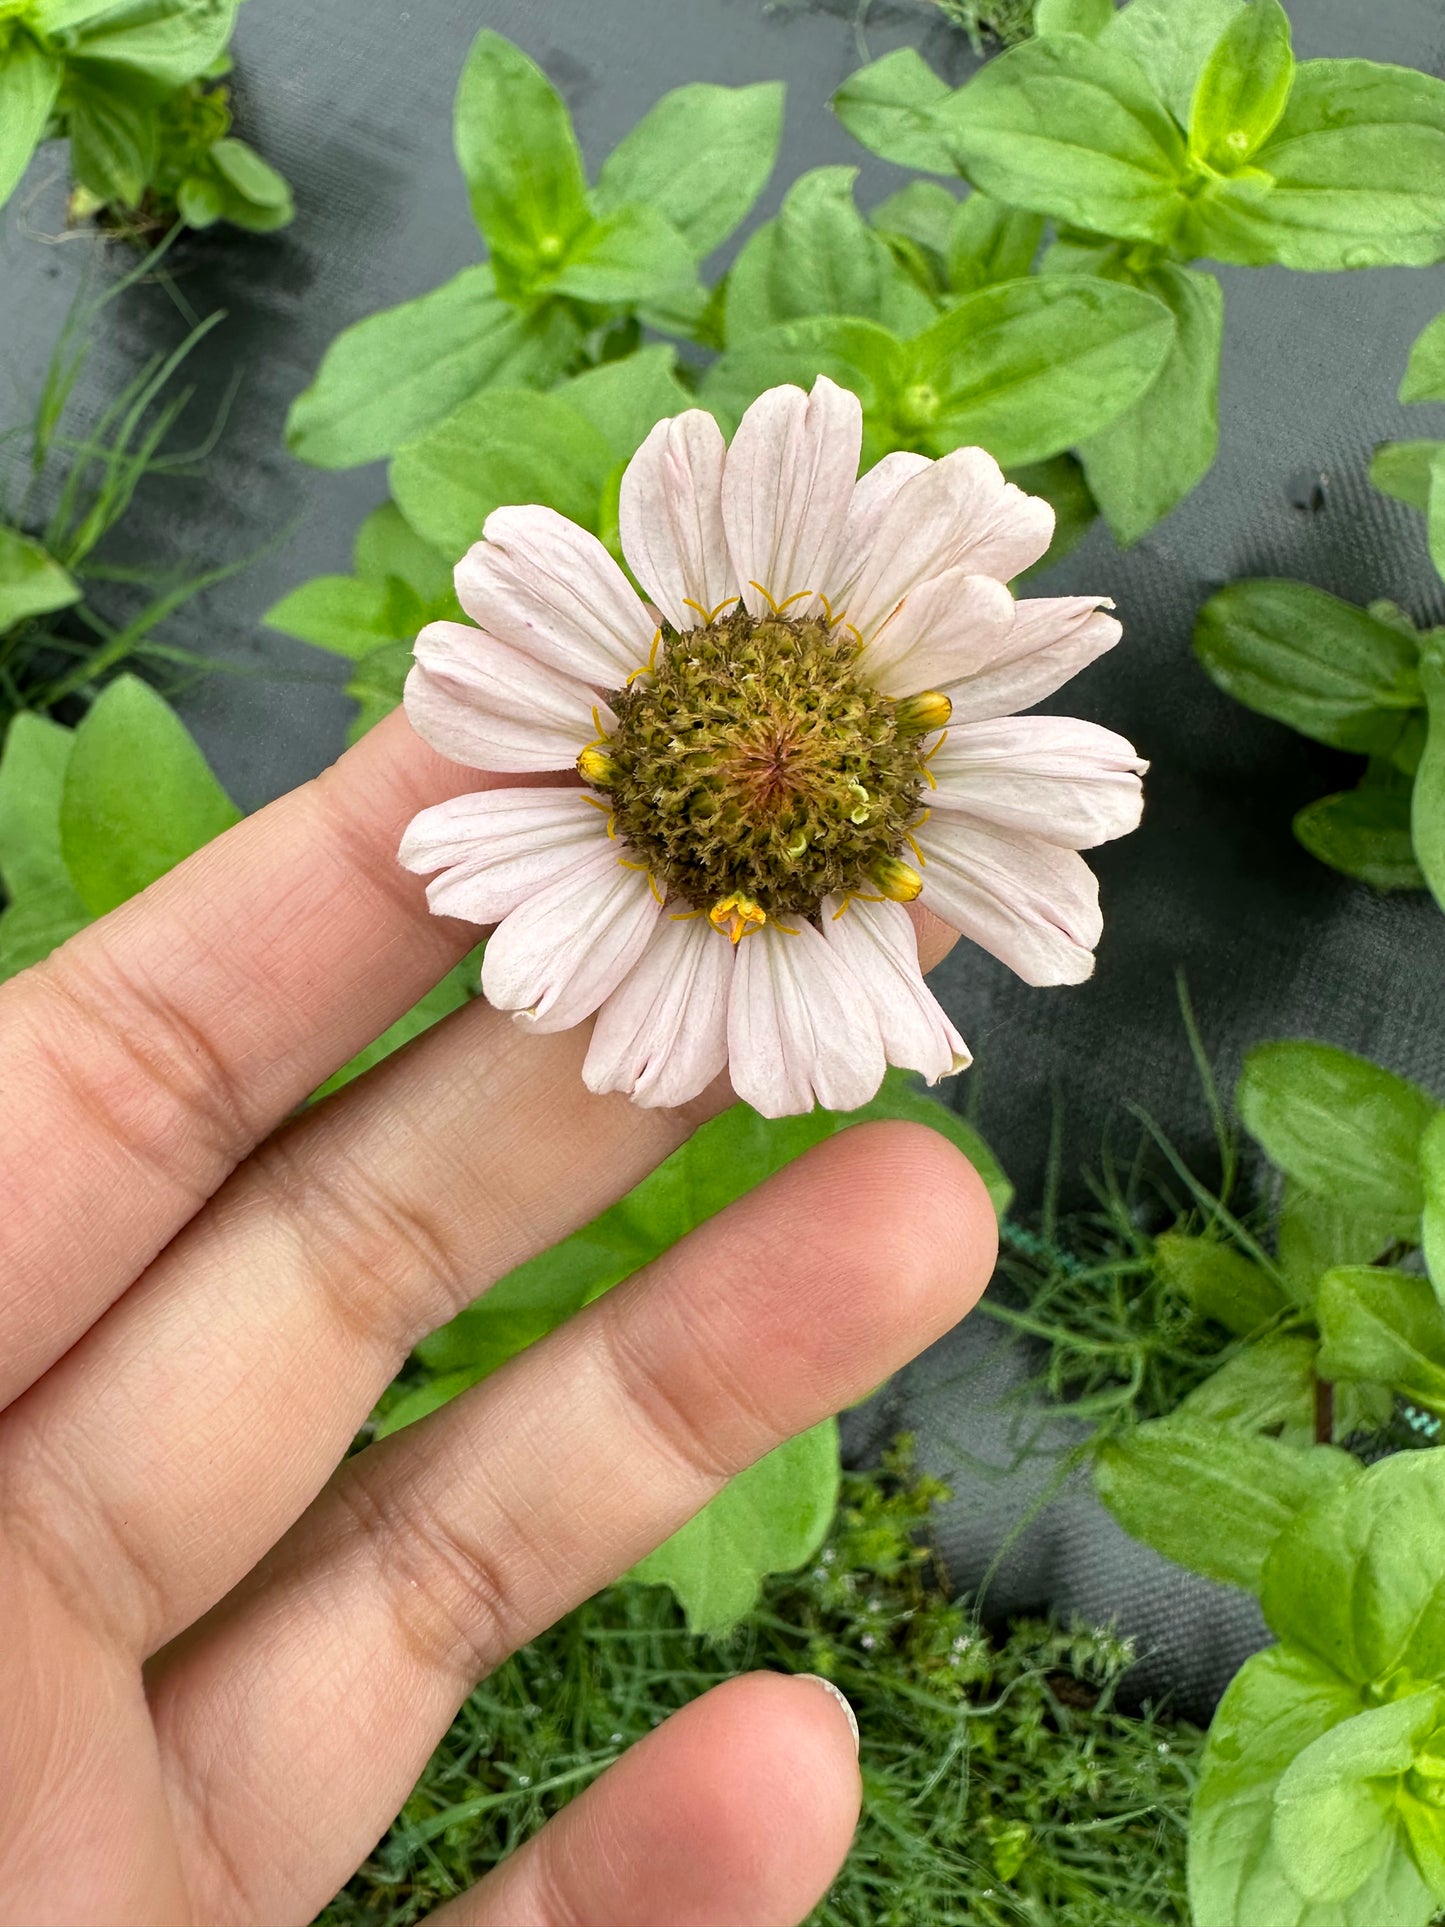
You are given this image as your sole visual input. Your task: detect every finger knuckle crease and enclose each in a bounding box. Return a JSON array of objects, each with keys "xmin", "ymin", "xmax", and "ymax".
[{"xmin": 599, "ymin": 1311, "xmax": 744, "ymax": 1487}]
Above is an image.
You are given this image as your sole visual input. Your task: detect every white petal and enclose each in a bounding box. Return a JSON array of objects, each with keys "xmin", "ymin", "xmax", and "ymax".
[
  {"xmin": 829, "ymin": 451, "xmax": 933, "ymax": 605},
  {"xmin": 848, "ymin": 448, "xmax": 1054, "ymax": 642},
  {"xmin": 822, "ymin": 895, "xmax": 970, "ymax": 1085},
  {"xmin": 584, "ymin": 913, "xmax": 735, "ymax": 1109},
  {"xmin": 482, "ymin": 844, "xmax": 664, "ymax": 1033},
  {"xmin": 399, "ymin": 788, "xmax": 613, "ymax": 925},
  {"xmin": 722, "ymin": 375, "xmax": 862, "ymax": 621},
  {"xmin": 455, "ymin": 505, "xmax": 655, "ymax": 685},
  {"xmin": 727, "ymin": 919, "xmax": 885, "ymax": 1118},
  {"xmin": 619, "ymin": 411, "xmax": 737, "ymax": 633},
  {"xmin": 915, "ymin": 817, "xmax": 1102, "ymax": 987},
  {"xmin": 943, "ymin": 596, "xmax": 1122, "ymax": 724},
  {"xmin": 406, "ymin": 623, "xmax": 615, "ymax": 772},
  {"xmin": 858, "ymin": 568, "xmax": 1016, "ymax": 698},
  {"xmin": 927, "ymin": 716, "xmax": 1146, "ymax": 849}
]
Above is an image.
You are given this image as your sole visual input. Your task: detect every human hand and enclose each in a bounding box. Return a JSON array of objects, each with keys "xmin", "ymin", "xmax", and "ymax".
[{"xmin": 0, "ymin": 709, "xmax": 996, "ymax": 1927}]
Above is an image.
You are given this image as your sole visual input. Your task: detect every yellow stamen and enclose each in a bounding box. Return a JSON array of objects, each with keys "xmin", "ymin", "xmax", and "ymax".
[
  {"xmin": 776, "ymin": 588, "xmax": 816, "ymax": 612},
  {"xmin": 748, "ymin": 580, "xmax": 782, "ymax": 615},
  {"xmin": 871, "ymin": 855, "xmax": 923, "ymax": 903},
  {"xmin": 707, "ymin": 893, "xmax": 768, "ymax": 945},
  {"xmin": 577, "ymin": 746, "xmax": 618, "ymax": 788},
  {"xmin": 894, "ymin": 690, "xmax": 952, "ymax": 736},
  {"xmin": 626, "ymin": 628, "xmax": 663, "ymax": 686}
]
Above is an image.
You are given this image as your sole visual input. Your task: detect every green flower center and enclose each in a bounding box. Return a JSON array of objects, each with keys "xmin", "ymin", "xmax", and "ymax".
[{"xmin": 593, "ymin": 609, "xmax": 937, "ymax": 922}]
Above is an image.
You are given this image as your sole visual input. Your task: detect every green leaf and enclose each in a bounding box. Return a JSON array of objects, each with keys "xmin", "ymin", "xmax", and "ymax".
[
  {"xmin": 1401, "ymin": 313, "xmax": 1445, "ymax": 406},
  {"xmin": 628, "ymin": 1419, "xmax": 841, "ymax": 1633},
  {"xmin": 0, "ymin": 31, "xmax": 61, "ymax": 208},
  {"xmin": 345, "ymin": 642, "xmax": 414, "ymax": 744},
  {"xmin": 68, "ymin": 0, "xmax": 236, "ymax": 95},
  {"xmin": 1035, "ymin": 0, "xmax": 1114, "ymax": 35},
  {"xmin": 935, "ymin": 35, "xmax": 1190, "ymax": 246},
  {"xmin": 286, "ymin": 266, "xmax": 581, "ymax": 470},
  {"xmin": 209, "ymin": 135, "xmax": 292, "ymax": 227},
  {"xmin": 389, "ymin": 388, "xmax": 614, "ymax": 560},
  {"xmin": 1294, "ymin": 764, "xmax": 1426, "ymax": 893},
  {"xmin": 312, "ymin": 949, "xmax": 482, "ymax": 1101},
  {"xmin": 0, "ymin": 883, "xmax": 90, "ymax": 983},
  {"xmin": 1371, "ymin": 440, "xmax": 1443, "ymax": 514},
  {"xmin": 559, "ymin": 346, "xmax": 692, "ymax": 464},
  {"xmin": 768, "ymin": 166, "xmax": 893, "ymax": 325},
  {"xmin": 1174, "ymin": 1333, "xmax": 1320, "ymax": 1442},
  {"xmin": 1193, "ymin": 581, "xmax": 1423, "ymax": 754},
  {"xmin": 1422, "ymin": 1113, "xmax": 1445, "ymax": 1301},
  {"xmin": 945, "ymin": 192, "xmax": 1045, "ymax": 296},
  {"xmin": 1189, "ymin": 1644, "xmax": 1369, "ymax": 1927},
  {"xmin": 353, "ymin": 503, "xmax": 454, "ymax": 602},
  {"xmin": 1094, "ymin": 1417, "xmax": 1358, "ymax": 1594},
  {"xmin": 1316, "ymin": 1266, "xmax": 1445, "ymax": 1410},
  {"xmin": 1277, "ymin": 1180, "xmax": 1415, "ymax": 1308},
  {"xmin": 544, "ymin": 204, "xmax": 695, "ymax": 306},
  {"xmin": 0, "ymin": 525, "xmax": 81, "ymax": 629},
  {"xmin": 701, "ymin": 316, "xmax": 906, "ymax": 444},
  {"xmin": 1187, "ymin": 0, "xmax": 1293, "ymax": 175},
  {"xmin": 1262, "ymin": 1450, "xmax": 1445, "ymax": 1688},
  {"xmin": 871, "ymin": 180, "xmax": 960, "ymax": 269},
  {"xmin": 1008, "ymin": 455, "xmax": 1097, "ymax": 578},
  {"xmin": 65, "ymin": 71, "xmax": 157, "ymax": 204},
  {"xmin": 1153, "ymin": 1229, "xmax": 1291, "ymax": 1336},
  {"xmin": 452, "ymin": 29, "xmax": 590, "ymax": 287},
  {"xmin": 58, "ymin": 675, "xmax": 240, "ymax": 916},
  {"xmin": 175, "ymin": 171, "xmax": 223, "ymax": 227},
  {"xmin": 1079, "ymin": 262, "xmax": 1222, "ymax": 544},
  {"xmin": 373, "ymin": 1366, "xmax": 488, "ymax": 1442},
  {"xmin": 1412, "ymin": 635, "xmax": 1445, "ymax": 914},
  {"xmin": 1201, "ymin": 60, "xmax": 1445, "ymax": 271},
  {"xmin": 1238, "ymin": 1041, "xmax": 1439, "ymax": 1234},
  {"xmin": 1100, "ymin": 0, "xmax": 1245, "ymax": 125},
  {"xmin": 0, "ymin": 711, "xmax": 79, "ymax": 900},
  {"xmin": 831, "ymin": 48, "xmax": 957, "ymax": 176},
  {"xmin": 263, "ymin": 576, "xmax": 402, "ymax": 658},
  {"xmin": 1430, "ymin": 449, "xmax": 1445, "ymax": 585},
  {"xmin": 905, "ymin": 274, "xmax": 1175, "ymax": 469},
  {"xmin": 594, "ymin": 80, "xmax": 784, "ymax": 259}
]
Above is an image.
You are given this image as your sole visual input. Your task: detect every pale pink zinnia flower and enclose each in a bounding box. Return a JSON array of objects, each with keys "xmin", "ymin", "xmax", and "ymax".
[{"xmin": 399, "ymin": 376, "xmax": 1144, "ymax": 1118}]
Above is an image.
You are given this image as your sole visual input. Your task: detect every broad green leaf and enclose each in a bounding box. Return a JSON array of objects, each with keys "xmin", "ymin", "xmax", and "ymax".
[
  {"xmin": 1262, "ymin": 1450, "xmax": 1445, "ymax": 1688},
  {"xmin": 65, "ymin": 71, "xmax": 156, "ymax": 204},
  {"xmin": 1094, "ymin": 1416, "xmax": 1358, "ymax": 1594},
  {"xmin": 0, "ymin": 883, "xmax": 90, "ymax": 983},
  {"xmin": 1238, "ymin": 1041, "xmax": 1439, "ymax": 1232},
  {"xmin": 286, "ymin": 266, "xmax": 581, "ymax": 470},
  {"xmin": 544, "ymin": 204, "xmax": 694, "ymax": 307},
  {"xmin": 209, "ymin": 136, "xmax": 292, "ymax": 228},
  {"xmin": 1035, "ymin": 0, "xmax": 1114, "ymax": 35},
  {"xmin": 934, "ymin": 36, "xmax": 1190, "ymax": 247},
  {"xmin": 768, "ymin": 166, "xmax": 892, "ymax": 326},
  {"xmin": 1200, "ymin": 60, "xmax": 1445, "ymax": 271},
  {"xmin": 1193, "ymin": 581, "xmax": 1423, "ymax": 754},
  {"xmin": 175, "ymin": 172, "xmax": 223, "ymax": 227},
  {"xmin": 701, "ymin": 316, "xmax": 906, "ymax": 445},
  {"xmin": 373, "ymin": 1366, "xmax": 488, "ymax": 1441},
  {"xmin": 0, "ymin": 712, "xmax": 79, "ymax": 899},
  {"xmin": 0, "ymin": 30, "xmax": 60, "ymax": 208},
  {"xmin": 263, "ymin": 576, "xmax": 402, "ymax": 658},
  {"xmin": 1294, "ymin": 765, "xmax": 1426, "ymax": 893},
  {"xmin": 1153, "ymin": 1229, "xmax": 1290, "ymax": 1336},
  {"xmin": 0, "ymin": 526, "xmax": 81, "ymax": 629},
  {"xmin": 1173, "ymin": 1333, "xmax": 1319, "ymax": 1441},
  {"xmin": 904, "ymin": 274, "xmax": 1175, "ymax": 468},
  {"xmin": 594, "ymin": 80, "xmax": 784, "ymax": 259},
  {"xmin": 559, "ymin": 346, "xmax": 692, "ymax": 463},
  {"xmin": 1079, "ymin": 262, "xmax": 1222, "ymax": 544},
  {"xmin": 1431, "ymin": 449, "xmax": 1445, "ymax": 584},
  {"xmin": 1187, "ymin": 0, "xmax": 1293, "ymax": 175},
  {"xmin": 1100, "ymin": 0, "xmax": 1245, "ymax": 126},
  {"xmin": 353, "ymin": 503, "xmax": 454, "ymax": 601},
  {"xmin": 1189, "ymin": 1644, "xmax": 1370, "ymax": 1927},
  {"xmin": 1273, "ymin": 1690, "xmax": 1445, "ymax": 1907},
  {"xmin": 345, "ymin": 642, "xmax": 414, "ymax": 744},
  {"xmin": 720, "ymin": 220, "xmax": 780, "ymax": 344},
  {"xmin": 1401, "ymin": 312, "xmax": 1445, "ymax": 406},
  {"xmin": 313, "ymin": 949, "xmax": 482, "ymax": 1101},
  {"xmin": 1423, "ymin": 1112, "xmax": 1445, "ymax": 1301},
  {"xmin": 1316, "ymin": 1267, "xmax": 1445, "ymax": 1410},
  {"xmin": 1277, "ymin": 1179, "xmax": 1415, "ymax": 1308},
  {"xmin": 1371, "ymin": 440, "xmax": 1443, "ymax": 515},
  {"xmin": 831, "ymin": 48, "xmax": 957, "ymax": 176},
  {"xmin": 1413, "ymin": 634, "xmax": 1445, "ymax": 914},
  {"xmin": 628, "ymin": 1419, "xmax": 840, "ymax": 1633},
  {"xmin": 389, "ymin": 388, "xmax": 613, "ymax": 559},
  {"xmin": 452, "ymin": 29, "xmax": 590, "ymax": 285},
  {"xmin": 1008, "ymin": 454, "xmax": 1097, "ymax": 578},
  {"xmin": 67, "ymin": 0, "xmax": 236, "ymax": 95},
  {"xmin": 871, "ymin": 180, "xmax": 959, "ymax": 270},
  {"xmin": 58, "ymin": 675, "xmax": 240, "ymax": 916},
  {"xmin": 945, "ymin": 192, "xmax": 1045, "ymax": 296}
]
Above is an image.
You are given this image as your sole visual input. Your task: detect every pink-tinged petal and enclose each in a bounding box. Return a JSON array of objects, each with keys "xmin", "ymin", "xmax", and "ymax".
[
  {"xmin": 482, "ymin": 844, "xmax": 664, "ymax": 1033},
  {"xmin": 915, "ymin": 817, "xmax": 1102, "ymax": 987},
  {"xmin": 859, "ymin": 568, "xmax": 1016, "ymax": 698},
  {"xmin": 848, "ymin": 448, "xmax": 1054, "ymax": 641},
  {"xmin": 928, "ymin": 717, "xmax": 1146, "ymax": 849},
  {"xmin": 822, "ymin": 895, "xmax": 970, "ymax": 1085},
  {"xmin": 722, "ymin": 375, "xmax": 863, "ymax": 621},
  {"xmin": 829, "ymin": 451, "xmax": 933, "ymax": 604},
  {"xmin": 455, "ymin": 505, "xmax": 655, "ymax": 685},
  {"xmin": 399, "ymin": 788, "xmax": 612, "ymax": 925},
  {"xmin": 406, "ymin": 622, "xmax": 615, "ymax": 772},
  {"xmin": 943, "ymin": 596, "xmax": 1122, "ymax": 724},
  {"xmin": 727, "ymin": 919, "xmax": 885, "ymax": 1118},
  {"xmin": 619, "ymin": 411, "xmax": 737, "ymax": 633},
  {"xmin": 584, "ymin": 913, "xmax": 735, "ymax": 1109}
]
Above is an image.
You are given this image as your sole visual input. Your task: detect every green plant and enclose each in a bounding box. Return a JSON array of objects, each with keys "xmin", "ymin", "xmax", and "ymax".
[
  {"xmin": 926, "ymin": 0, "xmax": 1037, "ymax": 52},
  {"xmin": 834, "ymin": 0, "xmax": 1445, "ymax": 542},
  {"xmin": 0, "ymin": 0, "xmax": 291, "ymax": 232},
  {"xmin": 318, "ymin": 1441, "xmax": 1201, "ymax": 1927}
]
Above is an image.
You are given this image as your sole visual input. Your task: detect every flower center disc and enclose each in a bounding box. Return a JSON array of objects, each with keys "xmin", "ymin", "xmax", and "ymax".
[{"xmin": 603, "ymin": 610, "xmax": 929, "ymax": 918}]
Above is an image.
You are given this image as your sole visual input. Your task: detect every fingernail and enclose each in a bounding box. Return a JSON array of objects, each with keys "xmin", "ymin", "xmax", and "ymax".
[{"xmin": 798, "ymin": 1673, "xmax": 860, "ymax": 1756}]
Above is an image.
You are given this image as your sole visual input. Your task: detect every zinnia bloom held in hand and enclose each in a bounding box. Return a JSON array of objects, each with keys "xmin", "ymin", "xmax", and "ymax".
[{"xmin": 400, "ymin": 376, "xmax": 1145, "ymax": 1118}]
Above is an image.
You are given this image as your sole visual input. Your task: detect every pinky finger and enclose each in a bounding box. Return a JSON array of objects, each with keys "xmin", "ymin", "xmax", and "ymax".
[{"xmin": 427, "ymin": 1671, "xmax": 862, "ymax": 1927}]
